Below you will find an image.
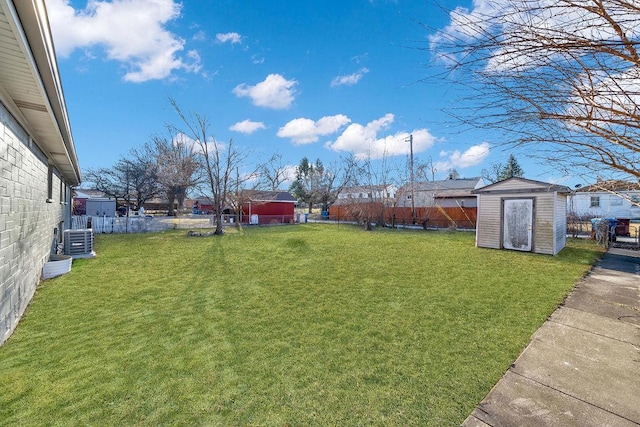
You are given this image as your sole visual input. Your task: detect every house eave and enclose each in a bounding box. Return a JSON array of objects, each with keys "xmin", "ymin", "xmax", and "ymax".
[{"xmin": 0, "ymin": 0, "xmax": 80, "ymax": 185}]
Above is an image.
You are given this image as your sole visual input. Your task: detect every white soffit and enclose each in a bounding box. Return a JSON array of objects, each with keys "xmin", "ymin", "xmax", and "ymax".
[{"xmin": 0, "ymin": 0, "xmax": 80, "ymax": 185}]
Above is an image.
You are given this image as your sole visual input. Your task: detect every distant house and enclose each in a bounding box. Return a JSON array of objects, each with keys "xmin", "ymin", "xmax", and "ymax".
[
  {"xmin": 1, "ymin": 0, "xmax": 81, "ymax": 344},
  {"xmin": 143, "ymin": 197, "xmax": 179, "ymax": 214},
  {"xmin": 396, "ymin": 177, "xmax": 485, "ymax": 209},
  {"xmin": 73, "ymin": 189, "xmax": 111, "ymax": 215},
  {"xmin": 186, "ymin": 197, "xmax": 214, "ymax": 215},
  {"xmin": 568, "ymin": 180, "xmax": 640, "ymax": 219},
  {"xmin": 473, "ymin": 178, "xmax": 570, "ymax": 255},
  {"xmin": 241, "ymin": 190, "xmax": 296, "ymax": 224},
  {"xmin": 329, "ymin": 179, "xmax": 482, "ymax": 228},
  {"xmin": 336, "ymin": 185, "xmax": 398, "ymax": 203}
]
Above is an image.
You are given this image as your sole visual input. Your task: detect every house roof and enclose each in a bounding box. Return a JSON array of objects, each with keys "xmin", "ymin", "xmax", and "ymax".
[
  {"xmin": 0, "ymin": 0, "xmax": 80, "ymax": 185},
  {"xmin": 472, "ymin": 177, "xmax": 571, "ymax": 194},
  {"xmin": 341, "ymin": 184, "xmax": 395, "ymax": 193},
  {"xmin": 242, "ymin": 190, "xmax": 296, "ymax": 202},
  {"xmin": 399, "ymin": 177, "xmax": 484, "ymax": 194},
  {"xmin": 576, "ymin": 180, "xmax": 640, "ymax": 193}
]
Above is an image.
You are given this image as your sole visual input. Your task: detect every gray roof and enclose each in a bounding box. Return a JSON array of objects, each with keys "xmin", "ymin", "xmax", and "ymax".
[
  {"xmin": 242, "ymin": 190, "xmax": 296, "ymax": 202},
  {"xmin": 400, "ymin": 177, "xmax": 484, "ymax": 193},
  {"xmin": 576, "ymin": 180, "xmax": 640, "ymax": 193}
]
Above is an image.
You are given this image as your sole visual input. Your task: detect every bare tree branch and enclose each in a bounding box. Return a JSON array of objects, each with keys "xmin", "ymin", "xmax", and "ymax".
[{"xmin": 429, "ymin": 0, "xmax": 640, "ymax": 185}]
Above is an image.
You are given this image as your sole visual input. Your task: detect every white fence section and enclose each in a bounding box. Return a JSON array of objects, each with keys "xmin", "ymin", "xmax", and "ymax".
[{"xmin": 72, "ymin": 215, "xmax": 218, "ymax": 234}]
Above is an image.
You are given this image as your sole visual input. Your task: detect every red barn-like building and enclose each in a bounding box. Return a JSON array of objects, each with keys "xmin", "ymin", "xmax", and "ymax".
[{"xmin": 241, "ymin": 191, "xmax": 296, "ymax": 224}]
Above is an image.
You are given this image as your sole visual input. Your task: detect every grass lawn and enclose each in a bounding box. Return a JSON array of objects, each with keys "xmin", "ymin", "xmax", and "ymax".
[{"xmin": 0, "ymin": 224, "xmax": 601, "ymax": 426}]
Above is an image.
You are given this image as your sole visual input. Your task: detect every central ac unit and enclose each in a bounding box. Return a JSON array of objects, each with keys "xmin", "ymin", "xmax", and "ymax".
[{"xmin": 63, "ymin": 229, "xmax": 96, "ymax": 258}]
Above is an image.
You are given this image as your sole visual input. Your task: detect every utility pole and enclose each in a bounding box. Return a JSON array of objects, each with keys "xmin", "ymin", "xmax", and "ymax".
[{"xmin": 408, "ymin": 134, "xmax": 415, "ymax": 224}]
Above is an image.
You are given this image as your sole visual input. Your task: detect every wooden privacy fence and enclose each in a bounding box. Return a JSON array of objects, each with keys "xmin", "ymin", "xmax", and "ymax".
[{"xmin": 328, "ymin": 203, "xmax": 478, "ymax": 229}]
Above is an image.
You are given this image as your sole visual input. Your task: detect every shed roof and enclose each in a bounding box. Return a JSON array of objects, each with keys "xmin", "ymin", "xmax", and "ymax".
[
  {"xmin": 0, "ymin": 0, "xmax": 80, "ymax": 185},
  {"xmin": 242, "ymin": 190, "xmax": 296, "ymax": 202},
  {"xmin": 434, "ymin": 191, "xmax": 478, "ymax": 199},
  {"xmin": 472, "ymin": 177, "xmax": 570, "ymax": 194}
]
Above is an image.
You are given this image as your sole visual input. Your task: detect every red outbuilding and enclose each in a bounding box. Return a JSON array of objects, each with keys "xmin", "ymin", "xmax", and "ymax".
[{"xmin": 241, "ymin": 190, "xmax": 296, "ymax": 224}]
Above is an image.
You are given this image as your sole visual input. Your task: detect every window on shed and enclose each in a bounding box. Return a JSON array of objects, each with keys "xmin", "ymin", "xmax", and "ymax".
[{"xmin": 590, "ymin": 196, "xmax": 600, "ymax": 207}]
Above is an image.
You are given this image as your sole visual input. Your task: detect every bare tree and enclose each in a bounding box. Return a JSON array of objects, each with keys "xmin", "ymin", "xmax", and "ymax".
[
  {"xmin": 169, "ymin": 98, "xmax": 250, "ymax": 235},
  {"xmin": 415, "ymin": 156, "xmax": 437, "ymax": 182},
  {"xmin": 317, "ymin": 157, "xmax": 357, "ymax": 212},
  {"xmin": 481, "ymin": 162, "xmax": 504, "ymax": 185},
  {"xmin": 84, "ymin": 154, "xmax": 159, "ymax": 214},
  {"xmin": 147, "ymin": 129, "xmax": 201, "ymax": 216},
  {"xmin": 347, "ymin": 148, "xmax": 401, "ymax": 229},
  {"xmin": 482, "ymin": 154, "xmax": 525, "ymax": 183},
  {"xmin": 430, "ymin": 0, "xmax": 640, "ymax": 189},
  {"xmin": 256, "ymin": 153, "xmax": 289, "ymax": 191}
]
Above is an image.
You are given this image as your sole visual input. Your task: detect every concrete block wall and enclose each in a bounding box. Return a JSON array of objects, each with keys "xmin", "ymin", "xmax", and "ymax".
[{"xmin": 0, "ymin": 102, "xmax": 69, "ymax": 345}]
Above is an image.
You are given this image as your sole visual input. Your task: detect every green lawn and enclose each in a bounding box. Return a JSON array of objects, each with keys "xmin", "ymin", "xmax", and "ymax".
[{"xmin": 0, "ymin": 225, "xmax": 601, "ymax": 426}]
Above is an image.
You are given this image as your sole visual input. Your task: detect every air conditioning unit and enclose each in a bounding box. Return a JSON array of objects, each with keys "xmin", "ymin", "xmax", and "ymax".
[{"xmin": 63, "ymin": 229, "xmax": 96, "ymax": 258}]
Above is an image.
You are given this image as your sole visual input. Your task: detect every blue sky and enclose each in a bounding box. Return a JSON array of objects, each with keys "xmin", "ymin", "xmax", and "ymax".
[{"xmin": 45, "ymin": 0, "xmax": 581, "ymax": 187}]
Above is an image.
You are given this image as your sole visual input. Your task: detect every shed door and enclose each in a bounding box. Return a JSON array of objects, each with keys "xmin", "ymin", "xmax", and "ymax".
[{"xmin": 503, "ymin": 199, "xmax": 533, "ymax": 251}]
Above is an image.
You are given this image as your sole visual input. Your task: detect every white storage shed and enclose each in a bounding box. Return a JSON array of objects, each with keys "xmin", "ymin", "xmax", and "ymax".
[{"xmin": 472, "ymin": 178, "xmax": 571, "ymax": 255}]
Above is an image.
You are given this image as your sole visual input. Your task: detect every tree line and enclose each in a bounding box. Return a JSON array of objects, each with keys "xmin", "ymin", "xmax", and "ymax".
[
  {"xmin": 83, "ymin": 99, "xmax": 359, "ymax": 234},
  {"xmin": 82, "ymin": 97, "xmax": 481, "ymax": 233}
]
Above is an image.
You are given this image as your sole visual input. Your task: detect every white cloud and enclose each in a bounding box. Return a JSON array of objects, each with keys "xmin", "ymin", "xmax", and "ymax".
[
  {"xmin": 435, "ymin": 142, "xmax": 490, "ymax": 171},
  {"xmin": 280, "ymin": 164, "xmax": 298, "ymax": 185},
  {"xmin": 331, "ymin": 68, "xmax": 369, "ymax": 87},
  {"xmin": 233, "ymin": 74, "xmax": 297, "ymax": 109},
  {"xmin": 192, "ymin": 30, "xmax": 206, "ymax": 42},
  {"xmin": 229, "ymin": 119, "xmax": 266, "ymax": 134},
  {"xmin": 251, "ymin": 54, "xmax": 265, "ymax": 64},
  {"xmin": 216, "ymin": 32, "xmax": 242, "ymax": 44},
  {"xmin": 277, "ymin": 115, "xmax": 351, "ymax": 145},
  {"xmin": 45, "ymin": 0, "xmax": 200, "ymax": 82},
  {"xmin": 325, "ymin": 114, "xmax": 437, "ymax": 159}
]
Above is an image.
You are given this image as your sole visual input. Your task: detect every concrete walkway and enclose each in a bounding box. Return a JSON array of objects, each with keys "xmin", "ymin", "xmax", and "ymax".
[{"xmin": 463, "ymin": 248, "xmax": 640, "ymax": 427}]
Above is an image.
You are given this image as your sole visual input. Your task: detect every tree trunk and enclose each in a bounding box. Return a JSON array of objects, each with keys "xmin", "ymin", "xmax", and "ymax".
[
  {"xmin": 214, "ymin": 215, "xmax": 224, "ymax": 235},
  {"xmin": 167, "ymin": 194, "xmax": 176, "ymax": 216}
]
